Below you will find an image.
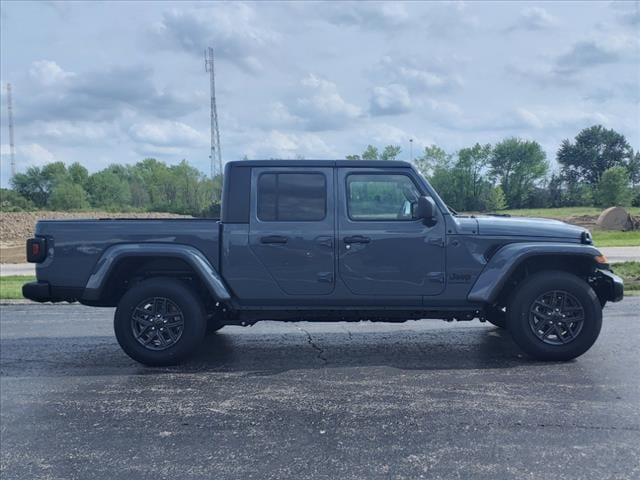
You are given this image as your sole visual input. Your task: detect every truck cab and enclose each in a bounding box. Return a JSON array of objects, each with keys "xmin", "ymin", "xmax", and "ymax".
[{"xmin": 23, "ymin": 160, "xmax": 624, "ymax": 365}]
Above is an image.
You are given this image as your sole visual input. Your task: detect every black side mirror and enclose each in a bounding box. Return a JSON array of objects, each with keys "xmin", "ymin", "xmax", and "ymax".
[{"xmin": 415, "ymin": 196, "xmax": 437, "ymax": 224}]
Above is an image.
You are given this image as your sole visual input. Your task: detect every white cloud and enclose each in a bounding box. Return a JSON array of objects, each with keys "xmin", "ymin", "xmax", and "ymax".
[
  {"xmin": 28, "ymin": 60, "xmax": 74, "ymax": 86},
  {"xmin": 128, "ymin": 121, "xmax": 206, "ymax": 147},
  {"xmin": 511, "ymin": 7, "xmax": 559, "ymax": 31},
  {"xmin": 291, "ymin": 74, "xmax": 361, "ymax": 130},
  {"xmin": 245, "ymin": 130, "xmax": 336, "ymax": 159},
  {"xmin": 370, "ymin": 84, "xmax": 412, "ymax": 115},
  {"xmin": 29, "ymin": 121, "xmax": 109, "ymax": 143},
  {"xmin": 373, "ymin": 56, "xmax": 464, "ymax": 94},
  {"xmin": 151, "ymin": 4, "xmax": 279, "ymax": 72},
  {"xmin": 1, "ymin": 143, "xmax": 55, "ymax": 167},
  {"xmin": 317, "ymin": 1, "xmax": 411, "ymax": 29}
]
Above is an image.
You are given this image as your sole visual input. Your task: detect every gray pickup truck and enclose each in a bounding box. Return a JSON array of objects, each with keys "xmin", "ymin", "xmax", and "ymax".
[{"xmin": 23, "ymin": 160, "xmax": 623, "ymax": 365}]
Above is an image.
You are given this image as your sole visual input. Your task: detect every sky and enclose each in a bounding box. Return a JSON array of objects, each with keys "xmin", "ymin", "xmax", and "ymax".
[{"xmin": 0, "ymin": 0, "xmax": 639, "ymax": 186}]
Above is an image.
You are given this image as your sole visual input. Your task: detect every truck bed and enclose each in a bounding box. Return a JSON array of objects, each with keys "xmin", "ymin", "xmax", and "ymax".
[{"xmin": 34, "ymin": 218, "xmax": 220, "ymax": 292}]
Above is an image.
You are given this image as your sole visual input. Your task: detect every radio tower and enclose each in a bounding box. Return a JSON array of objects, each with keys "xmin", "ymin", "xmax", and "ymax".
[
  {"xmin": 204, "ymin": 47, "xmax": 223, "ymax": 201},
  {"xmin": 6, "ymin": 83, "xmax": 16, "ymax": 178}
]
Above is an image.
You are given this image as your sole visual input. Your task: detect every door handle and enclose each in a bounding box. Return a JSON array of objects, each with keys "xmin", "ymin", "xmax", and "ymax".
[
  {"xmin": 260, "ymin": 235, "xmax": 288, "ymax": 244},
  {"xmin": 344, "ymin": 235, "xmax": 371, "ymax": 244}
]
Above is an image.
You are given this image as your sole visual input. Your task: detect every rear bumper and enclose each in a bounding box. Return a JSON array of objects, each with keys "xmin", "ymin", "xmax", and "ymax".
[
  {"xmin": 596, "ymin": 269, "xmax": 624, "ymax": 303},
  {"xmin": 22, "ymin": 281, "xmax": 51, "ymax": 302},
  {"xmin": 22, "ymin": 281, "xmax": 83, "ymax": 303}
]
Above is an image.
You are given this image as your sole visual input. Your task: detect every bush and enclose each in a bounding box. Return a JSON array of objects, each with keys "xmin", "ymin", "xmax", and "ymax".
[
  {"xmin": 482, "ymin": 186, "xmax": 507, "ymax": 211},
  {"xmin": 596, "ymin": 166, "xmax": 632, "ymax": 207},
  {"xmin": 49, "ymin": 182, "xmax": 89, "ymax": 210},
  {"xmin": 0, "ymin": 188, "xmax": 35, "ymax": 211}
]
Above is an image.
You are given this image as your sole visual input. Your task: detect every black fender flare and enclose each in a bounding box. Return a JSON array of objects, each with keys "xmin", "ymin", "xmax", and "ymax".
[
  {"xmin": 467, "ymin": 242, "xmax": 602, "ymax": 304},
  {"xmin": 82, "ymin": 243, "xmax": 232, "ymax": 302}
]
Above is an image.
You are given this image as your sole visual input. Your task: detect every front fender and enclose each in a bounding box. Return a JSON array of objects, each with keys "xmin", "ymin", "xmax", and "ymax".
[
  {"xmin": 82, "ymin": 243, "xmax": 231, "ymax": 302},
  {"xmin": 467, "ymin": 242, "xmax": 601, "ymax": 304}
]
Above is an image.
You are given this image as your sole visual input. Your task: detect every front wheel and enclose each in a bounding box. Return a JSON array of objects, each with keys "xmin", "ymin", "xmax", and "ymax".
[
  {"xmin": 507, "ymin": 271, "xmax": 602, "ymax": 361},
  {"xmin": 114, "ymin": 277, "xmax": 207, "ymax": 366}
]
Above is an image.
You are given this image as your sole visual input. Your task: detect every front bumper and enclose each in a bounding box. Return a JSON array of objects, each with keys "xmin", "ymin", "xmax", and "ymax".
[{"xmin": 595, "ymin": 269, "xmax": 624, "ymax": 303}]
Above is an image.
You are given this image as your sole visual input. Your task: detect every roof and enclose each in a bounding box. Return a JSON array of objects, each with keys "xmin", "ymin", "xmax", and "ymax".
[{"xmin": 225, "ymin": 159, "xmax": 413, "ymax": 169}]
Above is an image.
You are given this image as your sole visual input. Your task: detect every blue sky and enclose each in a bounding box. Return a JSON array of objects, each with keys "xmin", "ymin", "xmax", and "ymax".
[{"xmin": 1, "ymin": 1, "xmax": 639, "ymax": 186}]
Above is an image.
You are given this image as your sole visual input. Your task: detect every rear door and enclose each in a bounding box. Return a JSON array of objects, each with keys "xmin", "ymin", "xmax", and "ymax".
[
  {"xmin": 337, "ymin": 168, "xmax": 446, "ymax": 296},
  {"xmin": 249, "ymin": 167, "xmax": 335, "ymax": 295}
]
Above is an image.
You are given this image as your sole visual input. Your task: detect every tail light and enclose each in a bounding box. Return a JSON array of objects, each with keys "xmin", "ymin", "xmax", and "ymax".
[{"xmin": 26, "ymin": 237, "xmax": 47, "ymax": 263}]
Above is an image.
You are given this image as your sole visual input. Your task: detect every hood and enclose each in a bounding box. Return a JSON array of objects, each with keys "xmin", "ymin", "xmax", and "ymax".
[{"xmin": 475, "ymin": 215, "xmax": 586, "ymax": 240}]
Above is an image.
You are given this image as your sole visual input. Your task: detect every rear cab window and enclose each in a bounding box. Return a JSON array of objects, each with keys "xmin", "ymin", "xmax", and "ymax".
[{"xmin": 257, "ymin": 172, "xmax": 326, "ymax": 221}]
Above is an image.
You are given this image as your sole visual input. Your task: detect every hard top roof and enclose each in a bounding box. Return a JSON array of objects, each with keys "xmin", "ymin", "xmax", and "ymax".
[{"xmin": 225, "ymin": 159, "xmax": 413, "ymax": 169}]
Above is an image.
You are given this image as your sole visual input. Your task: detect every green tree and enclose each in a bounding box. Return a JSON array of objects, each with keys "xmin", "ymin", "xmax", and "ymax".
[
  {"xmin": 454, "ymin": 143, "xmax": 493, "ymax": 211},
  {"xmin": 11, "ymin": 161, "xmax": 68, "ymax": 207},
  {"xmin": 361, "ymin": 145, "xmax": 379, "ymax": 160},
  {"xmin": 49, "ymin": 182, "xmax": 89, "ymax": 210},
  {"xmin": 68, "ymin": 162, "xmax": 89, "ymax": 188},
  {"xmin": 596, "ymin": 166, "xmax": 632, "ymax": 207},
  {"xmin": 557, "ymin": 125, "xmax": 634, "ymax": 186},
  {"xmin": 380, "ymin": 145, "xmax": 401, "ymax": 161},
  {"xmin": 491, "ymin": 138, "xmax": 548, "ymax": 208},
  {"xmin": 482, "ymin": 186, "xmax": 507, "ymax": 211},
  {"xmin": 414, "ymin": 145, "xmax": 449, "ymax": 178},
  {"xmin": 87, "ymin": 169, "xmax": 132, "ymax": 209},
  {"xmin": 0, "ymin": 188, "xmax": 35, "ymax": 211}
]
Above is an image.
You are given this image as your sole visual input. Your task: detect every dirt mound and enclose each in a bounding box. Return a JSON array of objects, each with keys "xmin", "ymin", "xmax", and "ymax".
[
  {"xmin": 596, "ymin": 207, "xmax": 635, "ymax": 231},
  {"xmin": 1, "ymin": 211, "xmax": 191, "ymax": 263}
]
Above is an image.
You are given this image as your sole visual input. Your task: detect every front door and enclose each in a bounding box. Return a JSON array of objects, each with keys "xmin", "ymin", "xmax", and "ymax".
[
  {"xmin": 337, "ymin": 168, "xmax": 446, "ymax": 296},
  {"xmin": 249, "ymin": 167, "xmax": 335, "ymax": 295}
]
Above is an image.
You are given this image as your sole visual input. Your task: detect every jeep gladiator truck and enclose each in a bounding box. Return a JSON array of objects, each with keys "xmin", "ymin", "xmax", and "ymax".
[{"xmin": 23, "ymin": 160, "xmax": 624, "ymax": 365}]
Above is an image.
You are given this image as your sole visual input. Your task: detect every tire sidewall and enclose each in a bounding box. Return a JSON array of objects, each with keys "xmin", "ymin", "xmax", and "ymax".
[
  {"xmin": 508, "ymin": 271, "xmax": 602, "ymax": 361},
  {"xmin": 114, "ymin": 278, "xmax": 207, "ymax": 366}
]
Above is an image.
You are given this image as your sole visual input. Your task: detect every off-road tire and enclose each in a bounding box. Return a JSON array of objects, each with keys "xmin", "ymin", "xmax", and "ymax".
[
  {"xmin": 114, "ymin": 277, "xmax": 207, "ymax": 366},
  {"xmin": 507, "ymin": 271, "xmax": 602, "ymax": 361}
]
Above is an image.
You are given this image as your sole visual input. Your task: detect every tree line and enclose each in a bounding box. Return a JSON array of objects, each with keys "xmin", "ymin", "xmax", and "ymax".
[
  {"xmin": 1, "ymin": 124, "xmax": 638, "ymax": 215},
  {"xmin": 2, "ymin": 158, "xmax": 221, "ymax": 216},
  {"xmin": 348, "ymin": 125, "xmax": 639, "ymax": 212}
]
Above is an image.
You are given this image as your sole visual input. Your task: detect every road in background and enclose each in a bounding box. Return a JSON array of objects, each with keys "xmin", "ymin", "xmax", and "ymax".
[{"xmin": 1, "ymin": 300, "xmax": 639, "ymax": 479}]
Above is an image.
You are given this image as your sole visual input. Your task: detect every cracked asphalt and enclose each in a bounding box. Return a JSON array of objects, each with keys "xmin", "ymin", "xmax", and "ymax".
[{"xmin": 1, "ymin": 300, "xmax": 639, "ymax": 480}]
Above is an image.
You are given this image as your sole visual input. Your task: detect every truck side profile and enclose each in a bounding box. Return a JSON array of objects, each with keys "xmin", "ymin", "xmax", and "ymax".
[{"xmin": 23, "ymin": 160, "xmax": 624, "ymax": 365}]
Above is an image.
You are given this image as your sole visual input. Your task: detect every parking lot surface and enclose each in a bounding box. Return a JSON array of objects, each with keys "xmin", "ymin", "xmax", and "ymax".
[{"xmin": 1, "ymin": 300, "xmax": 639, "ymax": 479}]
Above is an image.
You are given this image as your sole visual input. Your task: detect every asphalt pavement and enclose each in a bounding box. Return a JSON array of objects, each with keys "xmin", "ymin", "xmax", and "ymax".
[{"xmin": 1, "ymin": 300, "xmax": 639, "ymax": 480}]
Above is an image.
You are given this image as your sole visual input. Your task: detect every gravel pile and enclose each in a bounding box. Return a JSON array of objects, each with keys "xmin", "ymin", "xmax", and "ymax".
[{"xmin": 1, "ymin": 211, "xmax": 191, "ymax": 246}]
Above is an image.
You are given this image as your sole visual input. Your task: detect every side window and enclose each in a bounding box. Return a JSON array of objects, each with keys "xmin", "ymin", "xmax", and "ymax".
[
  {"xmin": 347, "ymin": 174, "xmax": 421, "ymax": 221},
  {"xmin": 257, "ymin": 173, "xmax": 326, "ymax": 221}
]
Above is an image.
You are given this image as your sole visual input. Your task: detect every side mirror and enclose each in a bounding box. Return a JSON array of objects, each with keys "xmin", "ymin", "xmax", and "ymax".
[{"xmin": 415, "ymin": 196, "xmax": 437, "ymax": 224}]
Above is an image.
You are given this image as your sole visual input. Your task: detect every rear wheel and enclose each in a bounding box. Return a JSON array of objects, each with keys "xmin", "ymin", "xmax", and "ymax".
[
  {"xmin": 507, "ymin": 271, "xmax": 602, "ymax": 361},
  {"xmin": 114, "ymin": 277, "xmax": 207, "ymax": 366}
]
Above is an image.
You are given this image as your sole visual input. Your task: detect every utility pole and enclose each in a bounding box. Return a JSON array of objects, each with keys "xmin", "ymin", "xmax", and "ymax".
[
  {"xmin": 204, "ymin": 47, "xmax": 223, "ymax": 201},
  {"xmin": 409, "ymin": 138, "xmax": 413, "ymax": 163},
  {"xmin": 6, "ymin": 83, "xmax": 16, "ymax": 178}
]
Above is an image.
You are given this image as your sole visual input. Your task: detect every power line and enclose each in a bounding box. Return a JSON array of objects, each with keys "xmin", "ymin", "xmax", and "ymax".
[
  {"xmin": 6, "ymin": 83, "xmax": 16, "ymax": 178},
  {"xmin": 204, "ymin": 47, "xmax": 223, "ymax": 201}
]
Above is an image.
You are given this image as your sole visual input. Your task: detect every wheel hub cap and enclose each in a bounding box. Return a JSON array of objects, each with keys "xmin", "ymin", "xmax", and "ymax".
[
  {"xmin": 528, "ymin": 290, "xmax": 585, "ymax": 346},
  {"xmin": 131, "ymin": 297, "xmax": 184, "ymax": 351}
]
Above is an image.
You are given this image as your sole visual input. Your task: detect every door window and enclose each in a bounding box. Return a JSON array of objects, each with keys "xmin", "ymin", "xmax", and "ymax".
[
  {"xmin": 257, "ymin": 173, "xmax": 326, "ymax": 221},
  {"xmin": 346, "ymin": 174, "xmax": 421, "ymax": 221}
]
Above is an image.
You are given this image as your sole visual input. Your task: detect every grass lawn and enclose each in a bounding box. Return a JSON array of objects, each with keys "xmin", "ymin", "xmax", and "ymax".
[
  {"xmin": 592, "ymin": 231, "xmax": 640, "ymax": 247},
  {"xmin": 611, "ymin": 262, "xmax": 640, "ymax": 294},
  {"xmin": 503, "ymin": 206, "xmax": 640, "ymax": 219},
  {"xmin": 0, "ymin": 276, "xmax": 34, "ymax": 300}
]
